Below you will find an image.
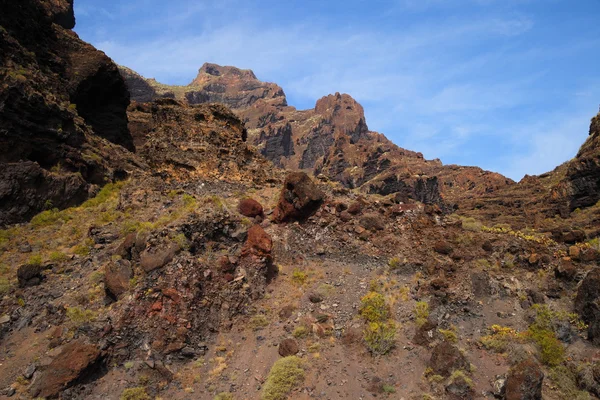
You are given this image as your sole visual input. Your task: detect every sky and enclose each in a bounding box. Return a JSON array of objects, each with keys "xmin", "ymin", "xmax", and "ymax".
[{"xmin": 74, "ymin": 0, "xmax": 600, "ymax": 181}]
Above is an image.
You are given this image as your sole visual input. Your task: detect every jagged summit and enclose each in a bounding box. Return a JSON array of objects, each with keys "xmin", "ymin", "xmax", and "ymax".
[{"xmin": 193, "ymin": 62, "xmax": 258, "ymax": 82}]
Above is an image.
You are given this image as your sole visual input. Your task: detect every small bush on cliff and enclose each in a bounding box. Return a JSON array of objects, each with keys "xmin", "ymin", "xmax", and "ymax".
[
  {"xmin": 414, "ymin": 301, "xmax": 429, "ymax": 327},
  {"xmin": 364, "ymin": 321, "xmax": 397, "ymax": 355},
  {"xmin": 81, "ymin": 181, "xmax": 125, "ymax": 209},
  {"xmin": 262, "ymin": 356, "xmax": 304, "ymax": 400}
]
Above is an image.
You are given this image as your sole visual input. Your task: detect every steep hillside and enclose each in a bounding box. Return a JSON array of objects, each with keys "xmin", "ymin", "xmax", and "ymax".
[{"xmin": 0, "ymin": 0, "xmax": 139, "ymax": 225}]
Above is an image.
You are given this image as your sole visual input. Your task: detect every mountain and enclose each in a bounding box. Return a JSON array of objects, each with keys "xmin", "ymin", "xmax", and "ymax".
[
  {"xmin": 2, "ymin": 1, "xmax": 600, "ymax": 399},
  {"xmin": 120, "ymin": 63, "xmax": 513, "ymax": 210}
]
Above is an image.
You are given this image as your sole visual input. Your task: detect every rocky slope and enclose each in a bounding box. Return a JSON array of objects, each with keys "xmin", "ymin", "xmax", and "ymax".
[
  {"xmin": 0, "ymin": 0, "xmax": 138, "ymax": 226},
  {"xmin": 2, "ymin": 1, "xmax": 600, "ymax": 399},
  {"xmin": 120, "ymin": 64, "xmax": 512, "ymax": 210}
]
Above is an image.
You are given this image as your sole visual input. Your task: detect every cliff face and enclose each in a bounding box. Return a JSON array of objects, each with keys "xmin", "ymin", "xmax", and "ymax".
[
  {"xmin": 0, "ymin": 0, "xmax": 137, "ymax": 225},
  {"xmin": 121, "ymin": 63, "xmax": 512, "ymax": 209}
]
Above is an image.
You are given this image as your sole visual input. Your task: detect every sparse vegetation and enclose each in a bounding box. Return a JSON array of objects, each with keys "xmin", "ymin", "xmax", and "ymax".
[
  {"xmin": 120, "ymin": 387, "xmax": 150, "ymax": 400},
  {"xmin": 66, "ymin": 307, "xmax": 97, "ymax": 326},
  {"xmin": 388, "ymin": 257, "xmax": 401, "ymax": 270},
  {"xmin": 249, "ymin": 314, "xmax": 269, "ymax": 330},
  {"xmin": 214, "ymin": 393, "xmax": 234, "ymax": 400},
  {"xmin": 261, "ymin": 356, "xmax": 304, "ymax": 400},
  {"xmin": 414, "ymin": 301, "xmax": 429, "ymax": 327},
  {"xmin": 292, "ymin": 325, "xmax": 309, "ymax": 339},
  {"xmin": 291, "ymin": 269, "xmax": 308, "ymax": 286},
  {"xmin": 360, "ymin": 292, "xmax": 390, "ymax": 322},
  {"xmin": 28, "ymin": 254, "xmax": 42, "ymax": 266},
  {"xmin": 360, "ymin": 291, "xmax": 396, "ymax": 354}
]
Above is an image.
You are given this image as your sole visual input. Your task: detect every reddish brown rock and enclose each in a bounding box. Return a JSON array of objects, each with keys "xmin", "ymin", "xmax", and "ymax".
[
  {"xmin": 505, "ymin": 358, "xmax": 543, "ymax": 400},
  {"xmin": 30, "ymin": 341, "xmax": 101, "ymax": 398},
  {"xmin": 359, "ymin": 213, "xmax": 385, "ymax": 231},
  {"xmin": 238, "ymin": 198, "xmax": 264, "ymax": 218},
  {"xmin": 278, "ymin": 338, "xmax": 299, "ymax": 357},
  {"xmin": 347, "ymin": 201, "xmax": 363, "ymax": 215},
  {"xmin": 273, "ymin": 172, "xmax": 324, "ymax": 223},
  {"xmin": 433, "ymin": 240, "xmax": 454, "ymax": 255},
  {"xmin": 104, "ymin": 259, "xmax": 133, "ymax": 300},
  {"xmin": 140, "ymin": 243, "xmax": 178, "ymax": 272},
  {"xmin": 243, "ymin": 225, "xmax": 273, "ymax": 258},
  {"xmin": 428, "ymin": 342, "xmax": 469, "ymax": 377}
]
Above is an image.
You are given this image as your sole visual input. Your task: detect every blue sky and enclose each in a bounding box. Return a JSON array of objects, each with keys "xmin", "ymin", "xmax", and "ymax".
[{"xmin": 74, "ymin": 0, "xmax": 600, "ymax": 181}]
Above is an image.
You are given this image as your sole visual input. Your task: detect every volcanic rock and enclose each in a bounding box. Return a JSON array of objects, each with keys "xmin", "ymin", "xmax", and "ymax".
[
  {"xmin": 273, "ymin": 172, "xmax": 325, "ymax": 223},
  {"xmin": 238, "ymin": 198, "xmax": 264, "ymax": 218},
  {"xmin": 504, "ymin": 358, "xmax": 543, "ymax": 400}
]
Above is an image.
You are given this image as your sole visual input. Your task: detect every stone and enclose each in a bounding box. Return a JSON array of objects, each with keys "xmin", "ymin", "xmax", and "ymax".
[
  {"xmin": 504, "ymin": 358, "xmax": 543, "ymax": 400},
  {"xmin": 278, "ymin": 338, "xmax": 299, "ymax": 357},
  {"xmin": 238, "ymin": 198, "xmax": 264, "ymax": 218},
  {"xmin": 273, "ymin": 172, "xmax": 325, "ymax": 223},
  {"xmin": 17, "ymin": 264, "xmax": 46, "ymax": 287},
  {"xmin": 359, "ymin": 213, "xmax": 385, "ymax": 231},
  {"xmin": 347, "ymin": 201, "xmax": 363, "ymax": 215},
  {"xmin": 433, "ymin": 240, "xmax": 453, "ymax": 255},
  {"xmin": 140, "ymin": 243, "xmax": 178, "ymax": 272},
  {"xmin": 428, "ymin": 342, "xmax": 469, "ymax": 377},
  {"xmin": 482, "ymin": 240, "xmax": 494, "ymax": 252},
  {"xmin": 104, "ymin": 259, "xmax": 133, "ymax": 300},
  {"xmin": 23, "ymin": 364, "xmax": 36, "ymax": 379},
  {"xmin": 339, "ymin": 211, "xmax": 352, "ymax": 222},
  {"xmin": 242, "ymin": 225, "xmax": 273, "ymax": 258},
  {"xmin": 30, "ymin": 341, "xmax": 101, "ymax": 398},
  {"xmin": 115, "ymin": 233, "xmax": 136, "ymax": 260}
]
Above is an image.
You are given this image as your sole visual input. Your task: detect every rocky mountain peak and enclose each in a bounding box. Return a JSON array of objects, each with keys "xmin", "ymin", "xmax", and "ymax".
[{"xmin": 192, "ymin": 62, "xmax": 259, "ymax": 85}]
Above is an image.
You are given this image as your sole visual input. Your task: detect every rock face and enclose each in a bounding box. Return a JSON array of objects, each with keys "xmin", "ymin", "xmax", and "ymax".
[
  {"xmin": 273, "ymin": 172, "xmax": 325, "ymax": 222},
  {"xmin": 575, "ymin": 268, "xmax": 600, "ymax": 344},
  {"xmin": 127, "ymin": 100, "xmax": 275, "ymax": 184},
  {"xmin": 504, "ymin": 358, "xmax": 544, "ymax": 400},
  {"xmin": 104, "ymin": 259, "xmax": 133, "ymax": 300},
  {"xmin": 0, "ymin": 0, "xmax": 136, "ymax": 225},
  {"xmin": 120, "ymin": 63, "xmax": 512, "ymax": 210},
  {"xmin": 30, "ymin": 341, "xmax": 101, "ymax": 398}
]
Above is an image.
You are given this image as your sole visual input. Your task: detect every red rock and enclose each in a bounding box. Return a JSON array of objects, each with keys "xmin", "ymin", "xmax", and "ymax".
[
  {"xmin": 243, "ymin": 225, "xmax": 273, "ymax": 257},
  {"xmin": 151, "ymin": 301, "xmax": 163, "ymax": 312},
  {"xmin": 273, "ymin": 172, "xmax": 325, "ymax": 223},
  {"xmin": 30, "ymin": 341, "xmax": 101, "ymax": 398},
  {"xmin": 238, "ymin": 198, "xmax": 264, "ymax": 218},
  {"xmin": 162, "ymin": 288, "xmax": 181, "ymax": 303},
  {"xmin": 505, "ymin": 358, "xmax": 543, "ymax": 400},
  {"xmin": 278, "ymin": 338, "xmax": 299, "ymax": 357},
  {"xmin": 140, "ymin": 243, "xmax": 178, "ymax": 272}
]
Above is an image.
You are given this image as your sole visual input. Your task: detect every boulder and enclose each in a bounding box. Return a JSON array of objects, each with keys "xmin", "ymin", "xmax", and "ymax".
[
  {"xmin": 238, "ymin": 198, "xmax": 264, "ymax": 218},
  {"xmin": 242, "ymin": 225, "xmax": 273, "ymax": 258},
  {"xmin": 17, "ymin": 263, "xmax": 46, "ymax": 287},
  {"xmin": 359, "ymin": 213, "xmax": 385, "ymax": 231},
  {"xmin": 278, "ymin": 338, "xmax": 299, "ymax": 357},
  {"xmin": 140, "ymin": 243, "xmax": 179, "ymax": 272},
  {"xmin": 433, "ymin": 240, "xmax": 453, "ymax": 255},
  {"xmin": 30, "ymin": 341, "xmax": 101, "ymax": 398},
  {"xmin": 428, "ymin": 342, "xmax": 469, "ymax": 377},
  {"xmin": 504, "ymin": 358, "xmax": 543, "ymax": 400},
  {"xmin": 273, "ymin": 172, "xmax": 324, "ymax": 223},
  {"xmin": 104, "ymin": 259, "xmax": 133, "ymax": 300}
]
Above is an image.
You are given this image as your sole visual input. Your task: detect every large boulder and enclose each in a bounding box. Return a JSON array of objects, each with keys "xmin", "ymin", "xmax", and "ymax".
[
  {"xmin": 504, "ymin": 358, "xmax": 544, "ymax": 400},
  {"xmin": 273, "ymin": 172, "xmax": 324, "ymax": 223},
  {"xmin": 30, "ymin": 341, "xmax": 101, "ymax": 398},
  {"xmin": 428, "ymin": 342, "xmax": 469, "ymax": 377}
]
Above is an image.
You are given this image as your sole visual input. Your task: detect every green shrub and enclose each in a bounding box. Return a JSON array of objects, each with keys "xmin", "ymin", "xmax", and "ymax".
[
  {"xmin": 28, "ymin": 254, "xmax": 42, "ymax": 266},
  {"xmin": 414, "ymin": 301, "xmax": 429, "ymax": 327},
  {"xmin": 172, "ymin": 233, "xmax": 190, "ymax": 251},
  {"xmin": 388, "ymin": 257, "xmax": 401, "ymax": 270},
  {"xmin": 49, "ymin": 251, "xmax": 68, "ymax": 263},
  {"xmin": 261, "ymin": 356, "xmax": 304, "ymax": 400},
  {"xmin": 360, "ymin": 292, "xmax": 389, "ymax": 323},
  {"xmin": 291, "ymin": 269, "xmax": 308, "ymax": 286},
  {"xmin": 120, "ymin": 387, "xmax": 150, "ymax": 400},
  {"xmin": 250, "ymin": 314, "xmax": 269, "ymax": 330},
  {"xmin": 550, "ymin": 365, "xmax": 591, "ymax": 400},
  {"xmin": 292, "ymin": 325, "xmax": 309, "ymax": 339},
  {"xmin": 364, "ymin": 321, "xmax": 396, "ymax": 355},
  {"xmin": 461, "ymin": 217, "xmax": 482, "ymax": 232},
  {"xmin": 81, "ymin": 181, "xmax": 125, "ymax": 208},
  {"xmin": 31, "ymin": 208, "xmax": 67, "ymax": 227},
  {"xmin": 66, "ymin": 307, "xmax": 97, "ymax": 326}
]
